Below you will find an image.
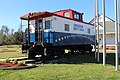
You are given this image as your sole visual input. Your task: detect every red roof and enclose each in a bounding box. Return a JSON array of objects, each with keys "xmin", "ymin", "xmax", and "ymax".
[
  {"xmin": 20, "ymin": 12, "xmax": 53, "ymax": 20},
  {"xmin": 20, "ymin": 10, "xmax": 93, "ymax": 26},
  {"xmin": 54, "ymin": 9, "xmax": 83, "ymax": 15}
]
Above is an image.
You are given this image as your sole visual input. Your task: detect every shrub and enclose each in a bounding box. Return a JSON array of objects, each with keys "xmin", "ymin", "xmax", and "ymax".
[
  {"xmin": 18, "ymin": 61, "xmax": 25, "ymax": 66},
  {"xmin": 99, "ymin": 45, "xmax": 103, "ymax": 49},
  {"xmin": 12, "ymin": 59, "xmax": 18, "ymax": 64},
  {"xmin": 5, "ymin": 58, "xmax": 10, "ymax": 63}
]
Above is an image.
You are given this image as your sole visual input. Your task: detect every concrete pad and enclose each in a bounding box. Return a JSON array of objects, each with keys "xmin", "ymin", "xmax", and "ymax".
[{"xmin": 9, "ymin": 57, "xmax": 28, "ymax": 61}]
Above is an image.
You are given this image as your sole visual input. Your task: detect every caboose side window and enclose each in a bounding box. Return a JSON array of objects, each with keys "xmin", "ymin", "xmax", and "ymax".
[
  {"xmin": 64, "ymin": 12, "xmax": 70, "ymax": 18},
  {"xmin": 87, "ymin": 28, "xmax": 90, "ymax": 34},
  {"xmin": 45, "ymin": 20, "xmax": 51, "ymax": 29},
  {"xmin": 74, "ymin": 13, "xmax": 80, "ymax": 20},
  {"xmin": 65, "ymin": 24, "xmax": 69, "ymax": 31}
]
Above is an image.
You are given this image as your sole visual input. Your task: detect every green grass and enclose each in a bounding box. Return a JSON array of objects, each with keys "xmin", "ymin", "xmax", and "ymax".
[
  {"xmin": 0, "ymin": 45, "xmax": 119, "ymax": 80},
  {"xmin": 0, "ymin": 52, "xmax": 27, "ymax": 59},
  {"xmin": 1, "ymin": 64, "xmax": 120, "ymax": 80},
  {"xmin": 0, "ymin": 52, "xmax": 120, "ymax": 80},
  {"xmin": 0, "ymin": 45, "xmax": 21, "ymax": 51},
  {"xmin": 0, "ymin": 45, "xmax": 27, "ymax": 59}
]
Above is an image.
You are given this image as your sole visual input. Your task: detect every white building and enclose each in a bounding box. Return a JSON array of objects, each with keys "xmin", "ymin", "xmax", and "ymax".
[{"xmin": 90, "ymin": 14, "xmax": 120, "ymax": 49}]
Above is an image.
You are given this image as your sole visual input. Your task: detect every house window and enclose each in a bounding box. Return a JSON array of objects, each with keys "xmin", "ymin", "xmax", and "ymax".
[
  {"xmin": 87, "ymin": 28, "xmax": 90, "ymax": 34},
  {"xmin": 65, "ymin": 24, "xmax": 69, "ymax": 31},
  {"xmin": 45, "ymin": 20, "xmax": 50, "ymax": 29},
  {"xmin": 64, "ymin": 12, "xmax": 70, "ymax": 17},
  {"xmin": 74, "ymin": 13, "xmax": 80, "ymax": 20}
]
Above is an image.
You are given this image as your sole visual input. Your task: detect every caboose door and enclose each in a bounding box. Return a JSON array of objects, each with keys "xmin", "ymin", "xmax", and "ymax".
[{"xmin": 37, "ymin": 19, "xmax": 44, "ymax": 45}]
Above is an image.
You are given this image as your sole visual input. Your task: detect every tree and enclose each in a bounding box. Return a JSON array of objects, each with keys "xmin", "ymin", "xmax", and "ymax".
[
  {"xmin": 0, "ymin": 34, "xmax": 3, "ymax": 45},
  {"xmin": 13, "ymin": 31, "xmax": 22, "ymax": 44},
  {"xmin": 1, "ymin": 34, "xmax": 7, "ymax": 45},
  {"xmin": 0, "ymin": 25, "xmax": 22, "ymax": 45},
  {"xmin": 11, "ymin": 29, "xmax": 14, "ymax": 35},
  {"xmin": 1, "ymin": 25, "xmax": 9, "ymax": 35}
]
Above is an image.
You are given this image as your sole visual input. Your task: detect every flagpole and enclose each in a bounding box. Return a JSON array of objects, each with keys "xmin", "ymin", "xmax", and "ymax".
[
  {"xmin": 117, "ymin": 0, "xmax": 120, "ymax": 58},
  {"xmin": 94, "ymin": 0, "xmax": 97, "ymax": 59},
  {"xmin": 114, "ymin": 0, "xmax": 119, "ymax": 71},
  {"xmin": 96, "ymin": 0, "xmax": 100, "ymax": 62},
  {"xmin": 102, "ymin": 0, "xmax": 106, "ymax": 66}
]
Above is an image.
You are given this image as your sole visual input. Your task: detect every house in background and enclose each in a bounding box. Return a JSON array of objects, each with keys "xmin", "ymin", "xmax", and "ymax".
[{"xmin": 89, "ymin": 14, "xmax": 120, "ymax": 50}]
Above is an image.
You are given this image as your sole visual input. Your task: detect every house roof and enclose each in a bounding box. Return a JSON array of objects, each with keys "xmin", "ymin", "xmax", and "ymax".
[{"xmin": 89, "ymin": 14, "xmax": 115, "ymax": 24}]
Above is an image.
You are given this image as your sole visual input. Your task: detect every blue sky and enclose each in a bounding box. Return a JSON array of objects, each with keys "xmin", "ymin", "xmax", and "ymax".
[{"xmin": 0, "ymin": 0, "xmax": 115, "ymax": 31}]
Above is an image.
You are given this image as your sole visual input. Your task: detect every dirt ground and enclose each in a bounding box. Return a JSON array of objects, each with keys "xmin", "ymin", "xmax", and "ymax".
[{"xmin": 0, "ymin": 62, "xmax": 19, "ymax": 69}]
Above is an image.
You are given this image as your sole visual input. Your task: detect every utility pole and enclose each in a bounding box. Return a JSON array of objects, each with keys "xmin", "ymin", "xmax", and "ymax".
[{"xmin": 102, "ymin": 0, "xmax": 106, "ymax": 66}]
